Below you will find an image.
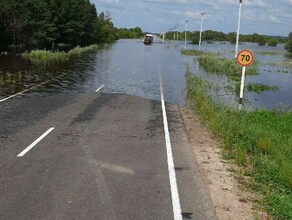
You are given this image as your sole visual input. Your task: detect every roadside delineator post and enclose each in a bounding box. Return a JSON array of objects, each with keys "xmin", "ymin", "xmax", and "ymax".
[{"xmin": 236, "ymin": 49, "xmax": 254, "ymax": 110}]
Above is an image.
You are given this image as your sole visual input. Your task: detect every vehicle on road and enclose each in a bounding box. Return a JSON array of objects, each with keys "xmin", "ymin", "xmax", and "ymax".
[{"xmin": 143, "ymin": 34, "xmax": 153, "ymax": 45}]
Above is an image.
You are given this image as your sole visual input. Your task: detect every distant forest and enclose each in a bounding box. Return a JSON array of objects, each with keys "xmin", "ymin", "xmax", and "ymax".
[
  {"xmin": 165, "ymin": 30, "xmax": 289, "ymax": 46},
  {"xmin": 0, "ymin": 1, "xmax": 289, "ymax": 50},
  {"xmin": 0, "ymin": 0, "xmax": 120, "ymax": 49}
]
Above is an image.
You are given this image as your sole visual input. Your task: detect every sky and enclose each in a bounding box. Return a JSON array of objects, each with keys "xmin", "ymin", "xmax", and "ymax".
[{"xmin": 91, "ymin": 0, "xmax": 292, "ymax": 37}]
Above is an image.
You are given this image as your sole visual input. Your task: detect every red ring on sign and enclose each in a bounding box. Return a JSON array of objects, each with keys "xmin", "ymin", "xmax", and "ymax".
[{"xmin": 236, "ymin": 49, "xmax": 254, "ymax": 67}]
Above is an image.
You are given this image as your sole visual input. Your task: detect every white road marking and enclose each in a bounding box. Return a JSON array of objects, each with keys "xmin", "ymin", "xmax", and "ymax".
[
  {"xmin": 0, "ymin": 73, "xmax": 67, "ymax": 103},
  {"xmin": 159, "ymin": 70, "xmax": 182, "ymax": 220},
  {"xmin": 17, "ymin": 127, "xmax": 55, "ymax": 157},
  {"xmin": 95, "ymin": 84, "xmax": 104, "ymax": 93}
]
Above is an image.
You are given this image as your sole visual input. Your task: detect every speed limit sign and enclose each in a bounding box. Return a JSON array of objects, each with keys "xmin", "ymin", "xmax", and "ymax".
[{"xmin": 236, "ymin": 50, "xmax": 254, "ymax": 67}]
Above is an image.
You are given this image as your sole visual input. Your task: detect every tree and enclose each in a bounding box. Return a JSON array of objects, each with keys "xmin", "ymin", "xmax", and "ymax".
[
  {"xmin": 227, "ymin": 32, "xmax": 236, "ymax": 44},
  {"xmin": 257, "ymin": 35, "xmax": 266, "ymax": 46},
  {"xmin": 267, "ymin": 38, "xmax": 278, "ymax": 47},
  {"xmin": 96, "ymin": 11, "xmax": 118, "ymax": 44},
  {"xmin": 285, "ymin": 32, "xmax": 292, "ymax": 53}
]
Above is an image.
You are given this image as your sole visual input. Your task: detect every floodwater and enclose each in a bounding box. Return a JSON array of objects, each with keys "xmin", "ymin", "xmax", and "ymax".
[{"xmin": 0, "ymin": 39, "xmax": 291, "ymax": 110}]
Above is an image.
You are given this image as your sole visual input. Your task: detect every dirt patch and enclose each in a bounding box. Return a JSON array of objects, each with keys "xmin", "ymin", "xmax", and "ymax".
[{"xmin": 180, "ymin": 108, "xmax": 268, "ymax": 220}]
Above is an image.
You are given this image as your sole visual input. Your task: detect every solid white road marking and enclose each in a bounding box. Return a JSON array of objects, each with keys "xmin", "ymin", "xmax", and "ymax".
[
  {"xmin": 95, "ymin": 84, "xmax": 104, "ymax": 93},
  {"xmin": 17, "ymin": 127, "xmax": 55, "ymax": 157},
  {"xmin": 0, "ymin": 73, "xmax": 68, "ymax": 103},
  {"xmin": 159, "ymin": 70, "xmax": 182, "ymax": 220}
]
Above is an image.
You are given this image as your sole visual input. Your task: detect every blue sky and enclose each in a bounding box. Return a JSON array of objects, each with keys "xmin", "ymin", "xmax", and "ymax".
[{"xmin": 91, "ymin": 0, "xmax": 292, "ymax": 37}]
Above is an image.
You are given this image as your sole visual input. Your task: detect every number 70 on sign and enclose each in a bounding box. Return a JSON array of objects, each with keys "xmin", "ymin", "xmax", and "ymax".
[{"xmin": 236, "ymin": 49, "xmax": 254, "ymax": 66}]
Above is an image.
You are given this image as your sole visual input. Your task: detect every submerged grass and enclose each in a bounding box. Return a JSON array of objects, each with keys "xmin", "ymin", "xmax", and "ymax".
[
  {"xmin": 181, "ymin": 49, "xmax": 208, "ymax": 56},
  {"xmin": 197, "ymin": 53, "xmax": 258, "ymax": 80},
  {"xmin": 255, "ymin": 51, "xmax": 283, "ymax": 55},
  {"xmin": 186, "ymin": 69, "xmax": 292, "ymax": 219},
  {"xmin": 247, "ymin": 83, "xmax": 279, "ymax": 93},
  {"xmin": 23, "ymin": 44, "xmax": 101, "ymax": 62}
]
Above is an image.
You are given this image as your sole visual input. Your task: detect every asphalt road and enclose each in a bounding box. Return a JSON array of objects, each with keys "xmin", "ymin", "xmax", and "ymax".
[{"xmin": 0, "ymin": 89, "xmax": 217, "ymax": 219}]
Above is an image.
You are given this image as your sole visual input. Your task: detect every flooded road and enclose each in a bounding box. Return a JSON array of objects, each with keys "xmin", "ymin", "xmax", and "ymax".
[
  {"xmin": 0, "ymin": 39, "xmax": 291, "ymax": 109},
  {"xmin": 0, "ymin": 39, "xmax": 218, "ymax": 220},
  {"xmin": 0, "ymin": 39, "xmax": 192, "ymax": 106}
]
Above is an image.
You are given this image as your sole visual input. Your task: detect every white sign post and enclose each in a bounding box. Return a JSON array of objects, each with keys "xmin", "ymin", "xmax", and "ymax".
[{"xmin": 236, "ymin": 49, "xmax": 254, "ymax": 110}]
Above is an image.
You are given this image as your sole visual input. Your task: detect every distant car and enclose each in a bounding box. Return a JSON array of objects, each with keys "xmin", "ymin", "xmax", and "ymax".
[{"xmin": 143, "ymin": 34, "xmax": 154, "ymax": 45}]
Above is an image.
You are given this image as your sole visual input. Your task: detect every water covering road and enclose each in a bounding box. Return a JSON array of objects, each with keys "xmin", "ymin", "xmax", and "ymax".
[
  {"xmin": 0, "ymin": 38, "xmax": 192, "ymax": 106},
  {"xmin": 0, "ymin": 38, "xmax": 218, "ymax": 219},
  {"xmin": 1, "ymin": 38, "xmax": 291, "ymax": 110}
]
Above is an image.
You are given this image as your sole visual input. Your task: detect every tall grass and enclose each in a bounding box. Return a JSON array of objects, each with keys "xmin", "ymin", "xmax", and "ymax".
[
  {"xmin": 186, "ymin": 69, "xmax": 292, "ymax": 219},
  {"xmin": 23, "ymin": 44, "xmax": 101, "ymax": 62},
  {"xmin": 247, "ymin": 83, "xmax": 279, "ymax": 93},
  {"xmin": 181, "ymin": 49, "xmax": 208, "ymax": 56},
  {"xmin": 197, "ymin": 53, "xmax": 258, "ymax": 80}
]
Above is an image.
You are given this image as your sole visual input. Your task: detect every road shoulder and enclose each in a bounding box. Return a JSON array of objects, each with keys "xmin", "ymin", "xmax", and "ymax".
[{"xmin": 180, "ymin": 108, "xmax": 258, "ymax": 220}]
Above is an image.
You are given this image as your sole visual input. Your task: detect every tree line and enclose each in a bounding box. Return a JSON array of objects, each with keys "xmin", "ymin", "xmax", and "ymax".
[
  {"xmin": 115, "ymin": 27, "xmax": 144, "ymax": 39},
  {"xmin": 0, "ymin": 0, "xmax": 118, "ymax": 49},
  {"xmin": 165, "ymin": 30, "xmax": 289, "ymax": 47}
]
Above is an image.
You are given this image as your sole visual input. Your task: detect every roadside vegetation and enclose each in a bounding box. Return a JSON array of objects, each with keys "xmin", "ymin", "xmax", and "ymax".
[
  {"xmin": 186, "ymin": 69, "xmax": 292, "ymax": 219},
  {"xmin": 181, "ymin": 50, "xmax": 258, "ymax": 80},
  {"xmin": 247, "ymin": 83, "xmax": 279, "ymax": 93},
  {"xmin": 197, "ymin": 53, "xmax": 258, "ymax": 80},
  {"xmin": 255, "ymin": 51, "xmax": 283, "ymax": 55},
  {"xmin": 0, "ymin": 1, "xmax": 117, "ymax": 50},
  {"xmin": 285, "ymin": 32, "xmax": 292, "ymax": 54},
  {"xmin": 181, "ymin": 49, "xmax": 208, "ymax": 56},
  {"xmin": 22, "ymin": 44, "xmax": 102, "ymax": 62},
  {"xmin": 0, "ymin": 70, "xmax": 34, "ymax": 93}
]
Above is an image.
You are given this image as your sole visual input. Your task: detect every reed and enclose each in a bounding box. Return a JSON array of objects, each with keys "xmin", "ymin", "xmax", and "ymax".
[
  {"xmin": 197, "ymin": 53, "xmax": 258, "ymax": 80},
  {"xmin": 23, "ymin": 44, "xmax": 101, "ymax": 62},
  {"xmin": 247, "ymin": 83, "xmax": 279, "ymax": 93}
]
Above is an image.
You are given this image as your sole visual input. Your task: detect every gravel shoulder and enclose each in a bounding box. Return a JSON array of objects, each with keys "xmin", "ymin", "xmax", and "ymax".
[{"xmin": 180, "ymin": 108, "xmax": 265, "ymax": 220}]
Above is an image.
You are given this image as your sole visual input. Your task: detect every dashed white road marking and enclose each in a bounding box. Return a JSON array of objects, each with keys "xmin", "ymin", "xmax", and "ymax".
[
  {"xmin": 17, "ymin": 127, "xmax": 55, "ymax": 157},
  {"xmin": 95, "ymin": 84, "xmax": 104, "ymax": 93}
]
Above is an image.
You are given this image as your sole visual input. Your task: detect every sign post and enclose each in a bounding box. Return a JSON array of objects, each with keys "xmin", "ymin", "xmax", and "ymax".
[{"xmin": 236, "ymin": 49, "xmax": 254, "ymax": 110}]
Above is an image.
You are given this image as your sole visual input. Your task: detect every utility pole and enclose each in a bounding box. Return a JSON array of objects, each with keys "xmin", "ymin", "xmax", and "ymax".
[
  {"xmin": 185, "ymin": 20, "xmax": 188, "ymax": 49},
  {"xmin": 176, "ymin": 23, "xmax": 179, "ymax": 41},
  {"xmin": 199, "ymin": 12, "xmax": 205, "ymax": 51},
  {"xmin": 235, "ymin": 0, "xmax": 243, "ymax": 58},
  {"xmin": 173, "ymin": 26, "xmax": 176, "ymax": 40}
]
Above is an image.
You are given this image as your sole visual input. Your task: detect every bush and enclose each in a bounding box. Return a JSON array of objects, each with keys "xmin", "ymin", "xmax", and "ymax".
[
  {"xmin": 285, "ymin": 41, "xmax": 292, "ymax": 53},
  {"xmin": 267, "ymin": 38, "xmax": 278, "ymax": 47}
]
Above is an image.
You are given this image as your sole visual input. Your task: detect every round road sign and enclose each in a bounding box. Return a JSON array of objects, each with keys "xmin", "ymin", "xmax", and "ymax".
[{"xmin": 236, "ymin": 49, "xmax": 254, "ymax": 67}]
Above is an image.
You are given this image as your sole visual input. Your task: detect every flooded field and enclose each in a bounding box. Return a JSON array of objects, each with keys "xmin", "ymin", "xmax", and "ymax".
[
  {"xmin": 184, "ymin": 41, "xmax": 292, "ymax": 110},
  {"xmin": 0, "ymin": 39, "xmax": 291, "ymax": 110}
]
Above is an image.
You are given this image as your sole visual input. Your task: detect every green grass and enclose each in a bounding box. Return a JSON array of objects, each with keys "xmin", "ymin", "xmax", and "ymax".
[
  {"xmin": 197, "ymin": 53, "xmax": 258, "ymax": 80},
  {"xmin": 23, "ymin": 44, "xmax": 101, "ymax": 62},
  {"xmin": 186, "ymin": 69, "xmax": 292, "ymax": 219},
  {"xmin": 181, "ymin": 49, "xmax": 208, "ymax": 56},
  {"xmin": 255, "ymin": 51, "xmax": 283, "ymax": 55},
  {"xmin": 247, "ymin": 83, "xmax": 279, "ymax": 93},
  {"xmin": 0, "ymin": 71, "xmax": 26, "ymax": 92}
]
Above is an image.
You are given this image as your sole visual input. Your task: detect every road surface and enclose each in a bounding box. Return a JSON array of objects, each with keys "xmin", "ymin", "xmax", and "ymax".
[{"xmin": 0, "ymin": 89, "xmax": 217, "ymax": 219}]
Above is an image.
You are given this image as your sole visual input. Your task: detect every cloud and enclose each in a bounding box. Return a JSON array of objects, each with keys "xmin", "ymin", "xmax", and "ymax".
[
  {"xmin": 143, "ymin": 0, "xmax": 190, "ymax": 5},
  {"xmin": 98, "ymin": 0, "xmax": 120, "ymax": 3},
  {"xmin": 268, "ymin": 15, "xmax": 279, "ymax": 23},
  {"xmin": 93, "ymin": 0, "xmax": 125, "ymax": 10},
  {"xmin": 282, "ymin": 0, "xmax": 292, "ymax": 5},
  {"xmin": 134, "ymin": 3, "xmax": 147, "ymax": 9}
]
